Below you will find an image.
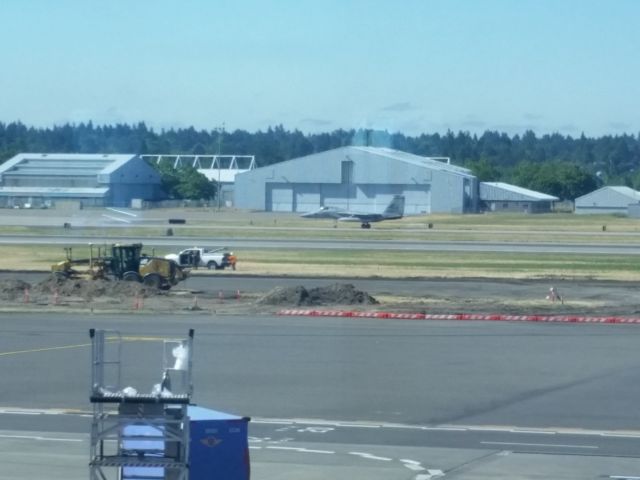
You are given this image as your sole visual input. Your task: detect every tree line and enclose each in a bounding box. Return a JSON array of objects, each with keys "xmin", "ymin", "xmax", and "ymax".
[{"xmin": 1, "ymin": 121, "xmax": 639, "ymax": 200}]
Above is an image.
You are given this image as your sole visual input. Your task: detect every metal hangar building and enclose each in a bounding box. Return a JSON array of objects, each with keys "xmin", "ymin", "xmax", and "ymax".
[
  {"xmin": 234, "ymin": 146, "xmax": 479, "ymax": 214},
  {"xmin": 479, "ymin": 182, "xmax": 558, "ymax": 213},
  {"xmin": 0, "ymin": 153, "xmax": 162, "ymax": 208},
  {"xmin": 574, "ymin": 186, "xmax": 640, "ymax": 215}
]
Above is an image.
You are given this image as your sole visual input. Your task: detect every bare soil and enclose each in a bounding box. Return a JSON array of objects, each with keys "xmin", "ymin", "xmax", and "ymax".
[
  {"xmin": 0, "ymin": 277, "xmax": 379, "ymax": 313},
  {"xmin": 0, "ymin": 275, "xmax": 638, "ymax": 318},
  {"xmin": 0, "ymin": 276, "xmax": 171, "ymax": 312}
]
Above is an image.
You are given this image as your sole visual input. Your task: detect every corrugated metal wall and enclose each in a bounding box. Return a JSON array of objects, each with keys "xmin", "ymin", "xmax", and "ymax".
[
  {"xmin": 628, "ymin": 203, "xmax": 640, "ymax": 218},
  {"xmin": 485, "ymin": 201, "xmax": 552, "ymax": 213},
  {"xmin": 575, "ymin": 187, "xmax": 640, "ymax": 215},
  {"xmin": 264, "ymin": 183, "xmax": 433, "ymax": 214},
  {"xmin": 107, "ymin": 157, "xmax": 162, "ymax": 207}
]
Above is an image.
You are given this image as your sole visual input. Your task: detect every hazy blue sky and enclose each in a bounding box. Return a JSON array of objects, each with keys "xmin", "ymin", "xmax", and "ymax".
[{"xmin": 1, "ymin": 0, "xmax": 638, "ymax": 136}]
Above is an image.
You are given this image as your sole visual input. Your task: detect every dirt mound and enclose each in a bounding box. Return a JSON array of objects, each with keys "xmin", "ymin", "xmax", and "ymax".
[
  {"xmin": 257, "ymin": 283, "xmax": 378, "ymax": 306},
  {"xmin": 31, "ymin": 275, "xmax": 168, "ymax": 300},
  {"xmin": 257, "ymin": 285, "xmax": 309, "ymax": 306},
  {"xmin": 307, "ymin": 284, "xmax": 378, "ymax": 305},
  {"xmin": 0, "ymin": 279, "xmax": 31, "ymax": 300}
]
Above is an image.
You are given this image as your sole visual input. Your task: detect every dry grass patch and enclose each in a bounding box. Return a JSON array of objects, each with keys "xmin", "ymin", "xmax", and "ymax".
[
  {"xmin": 0, "ymin": 245, "xmax": 64, "ymax": 271},
  {"xmin": 3, "ymin": 244, "xmax": 640, "ymax": 283},
  {"xmin": 236, "ymin": 249, "xmax": 640, "ymax": 281}
]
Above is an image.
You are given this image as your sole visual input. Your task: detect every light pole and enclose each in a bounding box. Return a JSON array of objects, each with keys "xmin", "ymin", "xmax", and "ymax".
[{"xmin": 217, "ymin": 123, "xmax": 225, "ymax": 210}]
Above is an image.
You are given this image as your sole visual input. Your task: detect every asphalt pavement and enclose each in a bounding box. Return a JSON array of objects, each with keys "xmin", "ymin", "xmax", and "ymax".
[
  {"xmin": 2, "ymin": 232, "xmax": 640, "ymax": 254},
  {"xmin": 4, "ymin": 311, "xmax": 640, "ymax": 478},
  {"xmin": 3, "ymin": 313, "xmax": 640, "ymax": 429}
]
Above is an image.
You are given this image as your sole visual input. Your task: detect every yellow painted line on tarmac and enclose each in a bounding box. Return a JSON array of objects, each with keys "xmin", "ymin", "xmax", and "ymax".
[
  {"xmin": 0, "ymin": 336, "xmax": 168, "ymax": 357},
  {"xmin": 0, "ymin": 342, "xmax": 93, "ymax": 357}
]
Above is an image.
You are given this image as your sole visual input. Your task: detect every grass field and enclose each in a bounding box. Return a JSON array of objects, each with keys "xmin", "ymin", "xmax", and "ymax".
[
  {"xmin": 1, "ymin": 209, "xmax": 639, "ymax": 279},
  {"xmin": 6, "ymin": 243, "xmax": 640, "ymax": 281}
]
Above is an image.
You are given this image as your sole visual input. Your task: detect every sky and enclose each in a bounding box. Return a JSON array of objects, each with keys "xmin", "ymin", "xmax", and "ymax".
[{"xmin": 1, "ymin": 0, "xmax": 639, "ymax": 137}]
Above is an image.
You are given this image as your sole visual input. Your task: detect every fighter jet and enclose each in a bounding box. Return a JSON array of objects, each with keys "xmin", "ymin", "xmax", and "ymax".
[{"xmin": 301, "ymin": 195, "xmax": 405, "ymax": 229}]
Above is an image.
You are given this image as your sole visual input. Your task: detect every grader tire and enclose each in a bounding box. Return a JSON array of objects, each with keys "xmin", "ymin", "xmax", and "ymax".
[
  {"xmin": 143, "ymin": 273, "xmax": 163, "ymax": 289},
  {"xmin": 123, "ymin": 271, "xmax": 142, "ymax": 282}
]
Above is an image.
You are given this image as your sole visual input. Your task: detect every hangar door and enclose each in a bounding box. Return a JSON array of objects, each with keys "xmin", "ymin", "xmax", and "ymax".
[
  {"xmin": 356, "ymin": 185, "xmax": 430, "ymax": 214},
  {"xmin": 403, "ymin": 186, "xmax": 431, "ymax": 214},
  {"xmin": 266, "ymin": 184, "xmax": 294, "ymax": 212},
  {"xmin": 294, "ymin": 184, "xmax": 321, "ymax": 213}
]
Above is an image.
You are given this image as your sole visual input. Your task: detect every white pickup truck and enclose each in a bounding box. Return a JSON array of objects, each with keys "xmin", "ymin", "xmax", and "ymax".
[{"xmin": 165, "ymin": 247, "xmax": 237, "ymax": 270}]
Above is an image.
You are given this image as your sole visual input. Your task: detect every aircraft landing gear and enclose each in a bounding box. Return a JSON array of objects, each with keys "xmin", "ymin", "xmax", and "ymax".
[{"xmin": 360, "ymin": 223, "xmax": 371, "ymax": 229}]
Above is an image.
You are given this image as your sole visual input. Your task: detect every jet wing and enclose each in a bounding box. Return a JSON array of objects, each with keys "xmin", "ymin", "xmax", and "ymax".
[{"xmin": 300, "ymin": 206, "xmax": 345, "ymax": 219}]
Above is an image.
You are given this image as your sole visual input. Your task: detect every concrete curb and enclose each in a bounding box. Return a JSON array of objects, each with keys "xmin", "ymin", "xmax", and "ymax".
[{"xmin": 277, "ymin": 309, "xmax": 640, "ymax": 324}]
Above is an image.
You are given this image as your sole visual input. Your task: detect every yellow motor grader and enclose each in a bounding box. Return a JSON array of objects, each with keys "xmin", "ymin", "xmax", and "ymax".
[{"xmin": 51, "ymin": 243, "xmax": 187, "ymax": 289}]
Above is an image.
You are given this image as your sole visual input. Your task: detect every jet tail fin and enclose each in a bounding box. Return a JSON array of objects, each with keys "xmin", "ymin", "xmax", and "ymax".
[{"xmin": 383, "ymin": 195, "xmax": 405, "ymax": 217}]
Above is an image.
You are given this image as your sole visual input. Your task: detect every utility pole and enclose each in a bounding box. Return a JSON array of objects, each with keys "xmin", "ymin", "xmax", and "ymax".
[{"xmin": 217, "ymin": 122, "xmax": 225, "ymax": 210}]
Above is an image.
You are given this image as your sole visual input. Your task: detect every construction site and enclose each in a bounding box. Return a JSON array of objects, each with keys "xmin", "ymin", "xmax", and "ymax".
[{"xmin": 1, "ymin": 273, "xmax": 639, "ymax": 321}]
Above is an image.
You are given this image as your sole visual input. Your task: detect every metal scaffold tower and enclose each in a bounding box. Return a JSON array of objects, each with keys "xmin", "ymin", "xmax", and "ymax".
[{"xmin": 89, "ymin": 329, "xmax": 194, "ymax": 480}]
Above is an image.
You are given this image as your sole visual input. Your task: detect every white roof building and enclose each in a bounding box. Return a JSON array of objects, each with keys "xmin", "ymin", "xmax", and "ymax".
[
  {"xmin": 479, "ymin": 182, "xmax": 558, "ymax": 213},
  {"xmin": 480, "ymin": 182, "xmax": 558, "ymax": 201},
  {"xmin": 574, "ymin": 186, "xmax": 640, "ymax": 215},
  {"xmin": 0, "ymin": 153, "xmax": 162, "ymax": 208}
]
